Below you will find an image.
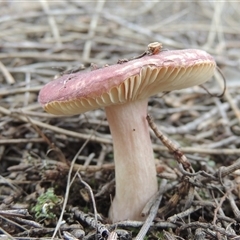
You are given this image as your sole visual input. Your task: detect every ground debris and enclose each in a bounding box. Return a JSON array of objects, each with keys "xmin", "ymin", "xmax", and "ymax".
[{"xmin": 0, "ymin": 1, "xmax": 240, "ymax": 239}]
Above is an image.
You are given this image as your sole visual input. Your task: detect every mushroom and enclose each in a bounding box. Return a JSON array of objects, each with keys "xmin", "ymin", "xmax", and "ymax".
[{"xmin": 38, "ymin": 46, "xmax": 216, "ymax": 223}]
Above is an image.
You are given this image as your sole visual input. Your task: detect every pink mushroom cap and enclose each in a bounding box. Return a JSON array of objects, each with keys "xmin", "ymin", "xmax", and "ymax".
[{"xmin": 38, "ymin": 49, "xmax": 216, "ymax": 115}]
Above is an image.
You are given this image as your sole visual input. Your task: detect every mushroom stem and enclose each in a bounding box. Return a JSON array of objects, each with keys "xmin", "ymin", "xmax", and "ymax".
[{"xmin": 105, "ymin": 99, "xmax": 158, "ymax": 223}]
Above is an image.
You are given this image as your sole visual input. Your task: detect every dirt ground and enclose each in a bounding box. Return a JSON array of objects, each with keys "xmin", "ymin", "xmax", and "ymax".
[{"xmin": 0, "ymin": 1, "xmax": 240, "ymax": 239}]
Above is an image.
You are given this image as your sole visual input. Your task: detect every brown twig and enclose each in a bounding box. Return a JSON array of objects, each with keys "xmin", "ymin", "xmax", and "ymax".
[
  {"xmin": 117, "ymin": 42, "xmax": 162, "ymax": 63},
  {"xmin": 147, "ymin": 114, "xmax": 192, "ymax": 172}
]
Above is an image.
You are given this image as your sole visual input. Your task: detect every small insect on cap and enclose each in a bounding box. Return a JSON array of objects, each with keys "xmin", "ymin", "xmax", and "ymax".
[{"xmin": 38, "ymin": 48, "xmax": 216, "ymax": 115}]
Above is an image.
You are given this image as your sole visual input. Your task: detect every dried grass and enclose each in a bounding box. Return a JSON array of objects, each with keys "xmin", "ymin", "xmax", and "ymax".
[{"xmin": 0, "ymin": 1, "xmax": 240, "ymax": 239}]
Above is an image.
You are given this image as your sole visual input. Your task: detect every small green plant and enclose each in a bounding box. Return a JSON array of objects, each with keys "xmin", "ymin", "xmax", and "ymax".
[{"xmin": 32, "ymin": 188, "xmax": 62, "ymax": 223}]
